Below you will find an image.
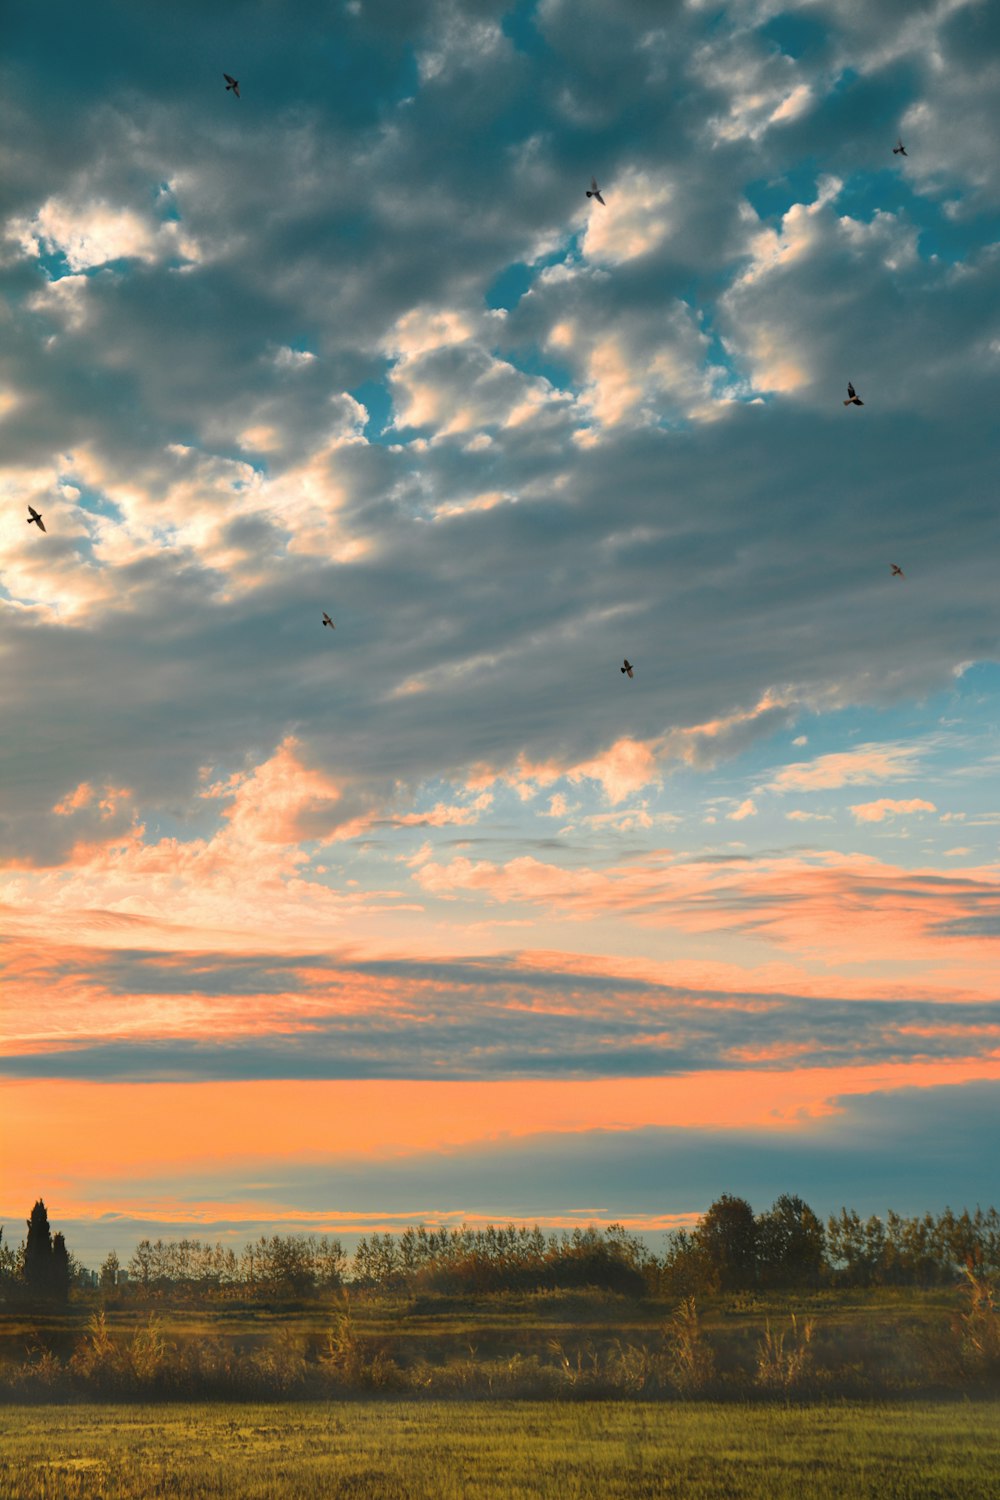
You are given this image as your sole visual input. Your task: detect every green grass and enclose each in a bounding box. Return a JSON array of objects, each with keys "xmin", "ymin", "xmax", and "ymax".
[{"xmin": 1, "ymin": 1400, "xmax": 998, "ymax": 1498}]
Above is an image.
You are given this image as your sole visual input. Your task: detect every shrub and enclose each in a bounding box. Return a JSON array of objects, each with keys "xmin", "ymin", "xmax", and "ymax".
[
  {"xmin": 957, "ymin": 1267, "xmax": 1000, "ymax": 1381},
  {"xmin": 664, "ymin": 1298, "xmax": 715, "ymax": 1397},
  {"xmin": 755, "ymin": 1314, "xmax": 814, "ymax": 1395}
]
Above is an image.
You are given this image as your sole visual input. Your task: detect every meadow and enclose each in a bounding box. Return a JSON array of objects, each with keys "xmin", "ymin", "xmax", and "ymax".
[
  {"xmin": 0, "ymin": 1283, "xmax": 990, "ymax": 1402},
  {"xmin": 2, "ymin": 1398, "xmax": 999, "ymax": 1498}
]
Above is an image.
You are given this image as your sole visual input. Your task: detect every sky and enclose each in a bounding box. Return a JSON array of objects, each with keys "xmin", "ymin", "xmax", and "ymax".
[{"xmin": 2, "ymin": 0, "xmax": 1000, "ymax": 1268}]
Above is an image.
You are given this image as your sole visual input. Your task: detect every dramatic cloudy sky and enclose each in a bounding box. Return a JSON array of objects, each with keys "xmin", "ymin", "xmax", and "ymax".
[{"xmin": 3, "ymin": 0, "xmax": 1000, "ymax": 1264}]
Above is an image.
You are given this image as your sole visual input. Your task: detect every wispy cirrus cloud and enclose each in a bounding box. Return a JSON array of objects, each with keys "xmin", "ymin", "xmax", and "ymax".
[{"xmin": 766, "ymin": 743, "xmax": 924, "ymax": 794}]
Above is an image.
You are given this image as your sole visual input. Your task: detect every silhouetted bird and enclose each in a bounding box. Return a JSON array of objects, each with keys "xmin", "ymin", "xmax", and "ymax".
[
  {"xmin": 322, "ymin": 612, "xmax": 335, "ymax": 629},
  {"xmin": 844, "ymin": 382, "xmax": 863, "ymax": 407},
  {"xmin": 891, "ymin": 564, "xmax": 905, "ymax": 578},
  {"xmin": 586, "ymin": 177, "xmax": 606, "ymax": 206},
  {"xmin": 26, "ymin": 505, "xmax": 46, "ymax": 533},
  {"xmin": 621, "ymin": 659, "xmax": 633, "ymax": 678},
  {"xmin": 893, "ymin": 138, "xmax": 907, "ymax": 156},
  {"xmin": 224, "ymin": 73, "xmax": 240, "ymax": 99}
]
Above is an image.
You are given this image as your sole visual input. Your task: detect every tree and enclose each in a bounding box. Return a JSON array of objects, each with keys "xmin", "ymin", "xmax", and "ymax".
[
  {"xmin": 756, "ymin": 1195, "xmax": 825, "ymax": 1288},
  {"xmin": 24, "ymin": 1200, "xmax": 54, "ymax": 1298},
  {"xmin": 0, "ymin": 1226, "xmax": 23, "ymax": 1289},
  {"xmin": 694, "ymin": 1195, "xmax": 758, "ymax": 1290},
  {"xmin": 658, "ymin": 1229, "xmax": 713, "ymax": 1299},
  {"xmin": 51, "ymin": 1233, "xmax": 71, "ymax": 1304},
  {"xmin": 101, "ymin": 1251, "xmax": 121, "ymax": 1291}
]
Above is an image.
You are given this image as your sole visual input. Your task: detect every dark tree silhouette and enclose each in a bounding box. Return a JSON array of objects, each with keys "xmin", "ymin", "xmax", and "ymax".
[
  {"xmin": 24, "ymin": 1200, "xmax": 54, "ymax": 1296},
  {"xmin": 756, "ymin": 1194, "xmax": 825, "ymax": 1287},
  {"xmin": 695, "ymin": 1194, "xmax": 758, "ymax": 1290},
  {"xmin": 51, "ymin": 1232, "xmax": 71, "ymax": 1304}
]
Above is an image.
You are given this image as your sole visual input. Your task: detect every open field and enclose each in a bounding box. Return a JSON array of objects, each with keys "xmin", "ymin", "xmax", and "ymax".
[
  {"xmin": 2, "ymin": 1399, "xmax": 999, "ymax": 1498},
  {"xmin": 0, "ymin": 1284, "xmax": 963, "ymax": 1359},
  {"xmin": 1, "ymin": 1285, "xmax": 982, "ymax": 1403},
  {"xmin": 1, "ymin": 1284, "xmax": 995, "ymax": 1410}
]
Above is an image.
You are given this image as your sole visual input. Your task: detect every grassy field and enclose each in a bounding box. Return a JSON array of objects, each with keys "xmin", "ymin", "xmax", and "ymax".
[
  {"xmin": 1, "ymin": 1284, "xmax": 982, "ymax": 1404},
  {"xmin": 1, "ymin": 1399, "xmax": 998, "ymax": 1498}
]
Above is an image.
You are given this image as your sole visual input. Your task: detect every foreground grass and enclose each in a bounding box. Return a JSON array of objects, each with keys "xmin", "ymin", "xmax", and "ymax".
[{"xmin": 1, "ymin": 1400, "xmax": 999, "ymax": 1499}]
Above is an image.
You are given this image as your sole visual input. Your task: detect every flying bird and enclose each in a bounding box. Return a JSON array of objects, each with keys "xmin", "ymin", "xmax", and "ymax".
[
  {"xmin": 621, "ymin": 659, "xmax": 634, "ymax": 678},
  {"xmin": 586, "ymin": 177, "xmax": 606, "ymax": 206},
  {"xmin": 891, "ymin": 564, "xmax": 905, "ymax": 578},
  {"xmin": 893, "ymin": 138, "xmax": 907, "ymax": 156},
  {"xmin": 844, "ymin": 382, "xmax": 864, "ymax": 406},
  {"xmin": 26, "ymin": 505, "xmax": 46, "ymax": 533},
  {"xmin": 322, "ymin": 612, "xmax": 335, "ymax": 629},
  {"xmin": 224, "ymin": 73, "xmax": 240, "ymax": 98}
]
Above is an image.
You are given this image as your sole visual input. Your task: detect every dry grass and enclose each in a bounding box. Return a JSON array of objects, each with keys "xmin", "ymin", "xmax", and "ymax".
[{"xmin": 2, "ymin": 1400, "xmax": 1000, "ymax": 1498}]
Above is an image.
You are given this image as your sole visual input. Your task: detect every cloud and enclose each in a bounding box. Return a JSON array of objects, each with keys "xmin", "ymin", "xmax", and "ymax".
[
  {"xmin": 411, "ymin": 845, "xmax": 1000, "ymax": 967},
  {"xmin": 850, "ymin": 797, "xmax": 938, "ymax": 823},
  {"xmin": 10, "ymin": 195, "xmax": 200, "ymax": 272},
  {"xmin": 767, "ymin": 743, "xmax": 923, "ymax": 793},
  {"xmin": 727, "ymin": 798, "xmax": 758, "ymax": 821},
  {"xmin": 3, "ymin": 0, "xmax": 1000, "ymax": 1246},
  {"xmin": 580, "ymin": 167, "xmax": 674, "ymax": 266}
]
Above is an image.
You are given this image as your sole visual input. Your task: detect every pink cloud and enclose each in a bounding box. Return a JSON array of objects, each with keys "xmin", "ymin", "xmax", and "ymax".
[
  {"xmin": 53, "ymin": 782, "xmax": 95, "ymax": 815},
  {"xmin": 413, "ymin": 846, "xmax": 1000, "ymax": 968},
  {"xmin": 767, "ymin": 742, "xmax": 921, "ymax": 792},
  {"xmin": 391, "ymin": 792, "xmax": 493, "ymax": 827},
  {"xmin": 850, "ymin": 797, "xmax": 937, "ymax": 823},
  {"xmin": 201, "ymin": 735, "xmax": 362, "ymax": 844}
]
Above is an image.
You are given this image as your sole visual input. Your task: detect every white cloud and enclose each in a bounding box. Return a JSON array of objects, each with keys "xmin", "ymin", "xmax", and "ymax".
[
  {"xmin": 581, "ymin": 168, "xmax": 674, "ymax": 266},
  {"xmin": 11, "ymin": 197, "xmax": 200, "ymax": 272}
]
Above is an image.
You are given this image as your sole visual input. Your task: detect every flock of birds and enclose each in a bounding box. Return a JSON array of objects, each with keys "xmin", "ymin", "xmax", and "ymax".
[{"xmin": 20, "ymin": 78, "xmax": 913, "ymax": 686}]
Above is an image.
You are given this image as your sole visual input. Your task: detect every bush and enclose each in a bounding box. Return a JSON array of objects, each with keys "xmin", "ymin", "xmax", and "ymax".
[
  {"xmin": 664, "ymin": 1298, "xmax": 715, "ymax": 1397},
  {"xmin": 755, "ymin": 1315, "xmax": 814, "ymax": 1395},
  {"xmin": 957, "ymin": 1268, "xmax": 1000, "ymax": 1381}
]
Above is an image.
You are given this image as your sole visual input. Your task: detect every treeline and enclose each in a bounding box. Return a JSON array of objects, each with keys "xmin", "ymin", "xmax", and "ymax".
[
  {"xmin": 4, "ymin": 1195, "xmax": 1000, "ymax": 1307},
  {"xmin": 126, "ymin": 1234, "xmax": 347, "ymax": 1298},
  {"xmin": 109, "ymin": 1202, "xmax": 1000, "ymax": 1302},
  {"xmin": 351, "ymin": 1224, "xmax": 645, "ymax": 1295},
  {"xmin": 346, "ymin": 1199, "xmax": 1000, "ymax": 1297},
  {"xmin": 657, "ymin": 1195, "xmax": 1000, "ymax": 1297}
]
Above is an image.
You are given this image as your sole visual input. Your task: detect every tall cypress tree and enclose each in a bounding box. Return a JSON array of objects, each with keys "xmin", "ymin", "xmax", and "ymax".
[{"xmin": 24, "ymin": 1200, "xmax": 53, "ymax": 1295}]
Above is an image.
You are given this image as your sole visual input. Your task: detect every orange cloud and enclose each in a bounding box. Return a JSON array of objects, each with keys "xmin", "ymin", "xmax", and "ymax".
[
  {"xmin": 201, "ymin": 735, "xmax": 358, "ymax": 844},
  {"xmin": 767, "ymin": 742, "xmax": 921, "ymax": 792},
  {"xmin": 413, "ymin": 846, "xmax": 1000, "ymax": 969},
  {"xmin": 53, "ymin": 783, "xmax": 94, "ymax": 816},
  {"xmin": 850, "ymin": 798, "xmax": 937, "ymax": 823}
]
